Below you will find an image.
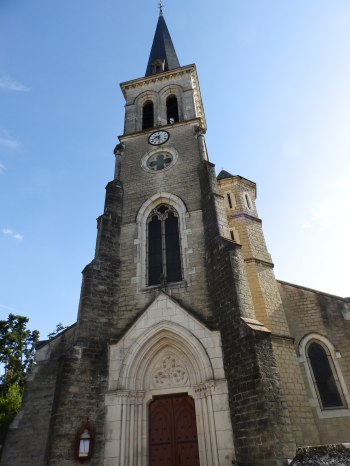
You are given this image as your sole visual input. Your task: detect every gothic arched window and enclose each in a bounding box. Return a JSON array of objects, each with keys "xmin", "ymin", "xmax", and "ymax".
[
  {"xmin": 143, "ymin": 101, "xmax": 154, "ymax": 130},
  {"xmin": 166, "ymin": 95, "xmax": 179, "ymax": 124},
  {"xmin": 307, "ymin": 341, "xmax": 345, "ymax": 409},
  {"xmin": 147, "ymin": 204, "xmax": 182, "ymax": 286}
]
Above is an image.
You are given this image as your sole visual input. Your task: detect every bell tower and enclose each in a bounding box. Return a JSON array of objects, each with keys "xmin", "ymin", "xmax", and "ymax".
[
  {"xmin": 113, "ymin": 9, "xmax": 216, "ymax": 325},
  {"xmin": 2, "ymin": 9, "xmax": 300, "ymax": 466}
]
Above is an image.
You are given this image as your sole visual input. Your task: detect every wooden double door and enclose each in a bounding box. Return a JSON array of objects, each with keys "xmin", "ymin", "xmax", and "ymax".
[{"xmin": 149, "ymin": 394, "xmax": 200, "ymax": 466}]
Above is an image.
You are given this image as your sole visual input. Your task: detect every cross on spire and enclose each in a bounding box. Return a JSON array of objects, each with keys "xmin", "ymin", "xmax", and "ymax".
[{"xmin": 158, "ymin": 1, "xmax": 164, "ymax": 16}]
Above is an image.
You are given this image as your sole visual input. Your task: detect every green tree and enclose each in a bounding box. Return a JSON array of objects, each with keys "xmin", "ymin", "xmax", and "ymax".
[
  {"xmin": 0, "ymin": 384, "xmax": 22, "ymax": 446},
  {"xmin": 0, "ymin": 314, "xmax": 39, "ymax": 451},
  {"xmin": 0, "ymin": 314, "xmax": 39, "ymax": 391},
  {"xmin": 47, "ymin": 322, "xmax": 68, "ymax": 340}
]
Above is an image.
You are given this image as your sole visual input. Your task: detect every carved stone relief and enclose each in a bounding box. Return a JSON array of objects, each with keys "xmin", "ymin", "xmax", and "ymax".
[{"xmin": 151, "ymin": 354, "xmax": 189, "ymax": 388}]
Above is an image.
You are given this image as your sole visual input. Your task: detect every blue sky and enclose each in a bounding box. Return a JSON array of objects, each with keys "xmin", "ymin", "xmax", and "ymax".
[{"xmin": 1, "ymin": 0, "xmax": 349, "ymax": 339}]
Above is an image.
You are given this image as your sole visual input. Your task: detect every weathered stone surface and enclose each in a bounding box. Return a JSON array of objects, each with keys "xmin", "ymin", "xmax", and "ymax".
[
  {"xmin": 290, "ymin": 444, "xmax": 350, "ymax": 465},
  {"xmin": 199, "ymin": 160, "xmax": 296, "ymax": 465}
]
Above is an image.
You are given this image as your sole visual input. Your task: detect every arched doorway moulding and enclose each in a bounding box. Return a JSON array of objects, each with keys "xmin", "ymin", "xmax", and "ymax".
[{"xmin": 105, "ymin": 320, "xmax": 235, "ymax": 466}]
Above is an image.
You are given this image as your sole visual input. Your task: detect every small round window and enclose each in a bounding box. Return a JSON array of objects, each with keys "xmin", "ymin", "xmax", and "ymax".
[{"xmin": 141, "ymin": 147, "xmax": 178, "ymax": 173}]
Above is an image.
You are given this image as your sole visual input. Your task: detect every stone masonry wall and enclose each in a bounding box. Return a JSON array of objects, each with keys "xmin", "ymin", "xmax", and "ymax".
[
  {"xmin": 200, "ymin": 161, "xmax": 296, "ymax": 466},
  {"xmin": 114, "ymin": 121, "xmax": 215, "ymax": 333},
  {"xmin": 271, "ymin": 337, "xmax": 320, "ymax": 447},
  {"xmin": 1, "ymin": 327, "xmax": 76, "ymax": 465},
  {"xmin": 278, "ymin": 281, "xmax": 350, "ymax": 444},
  {"xmin": 45, "ymin": 179, "xmax": 124, "ymax": 465}
]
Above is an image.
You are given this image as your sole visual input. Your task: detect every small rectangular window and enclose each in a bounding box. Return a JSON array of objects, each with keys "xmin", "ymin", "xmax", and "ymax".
[
  {"xmin": 230, "ymin": 230, "xmax": 235, "ymax": 241},
  {"xmin": 227, "ymin": 193, "xmax": 233, "ymax": 209}
]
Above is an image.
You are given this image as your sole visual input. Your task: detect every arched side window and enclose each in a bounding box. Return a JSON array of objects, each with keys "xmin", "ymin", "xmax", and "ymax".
[
  {"xmin": 307, "ymin": 341, "xmax": 344, "ymax": 409},
  {"xmin": 166, "ymin": 95, "xmax": 179, "ymax": 124},
  {"xmin": 299, "ymin": 334, "xmax": 350, "ymax": 418},
  {"xmin": 147, "ymin": 204, "xmax": 182, "ymax": 286},
  {"xmin": 143, "ymin": 101, "xmax": 154, "ymax": 130}
]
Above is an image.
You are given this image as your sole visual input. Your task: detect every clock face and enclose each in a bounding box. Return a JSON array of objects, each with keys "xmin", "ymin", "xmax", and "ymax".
[{"xmin": 148, "ymin": 130, "xmax": 169, "ymax": 146}]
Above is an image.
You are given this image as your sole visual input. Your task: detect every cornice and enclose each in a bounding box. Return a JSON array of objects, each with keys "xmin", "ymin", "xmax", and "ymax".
[
  {"xmin": 231, "ymin": 212, "xmax": 262, "ymax": 223},
  {"xmin": 120, "ymin": 64, "xmax": 197, "ymax": 98},
  {"xmin": 244, "ymin": 257, "xmax": 274, "ymax": 268},
  {"xmin": 118, "ymin": 118, "xmax": 201, "ymax": 142}
]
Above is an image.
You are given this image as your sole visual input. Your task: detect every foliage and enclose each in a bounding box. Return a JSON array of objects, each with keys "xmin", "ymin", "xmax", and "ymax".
[
  {"xmin": 0, "ymin": 384, "xmax": 22, "ymax": 446},
  {"xmin": 48, "ymin": 322, "xmax": 68, "ymax": 340},
  {"xmin": 0, "ymin": 314, "xmax": 39, "ymax": 450},
  {"xmin": 0, "ymin": 314, "xmax": 39, "ymax": 391}
]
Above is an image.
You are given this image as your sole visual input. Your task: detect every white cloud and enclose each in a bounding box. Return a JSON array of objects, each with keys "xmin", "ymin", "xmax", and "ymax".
[
  {"xmin": 2, "ymin": 228, "xmax": 23, "ymax": 241},
  {"xmin": 0, "ymin": 129, "xmax": 21, "ymax": 150},
  {"xmin": 0, "ymin": 76, "xmax": 29, "ymax": 92},
  {"xmin": 0, "ymin": 162, "xmax": 5, "ymax": 174}
]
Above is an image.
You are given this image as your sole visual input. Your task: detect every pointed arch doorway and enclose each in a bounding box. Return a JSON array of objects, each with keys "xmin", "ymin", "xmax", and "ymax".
[{"xmin": 149, "ymin": 394, "xmax": 200, "ymax": 466}]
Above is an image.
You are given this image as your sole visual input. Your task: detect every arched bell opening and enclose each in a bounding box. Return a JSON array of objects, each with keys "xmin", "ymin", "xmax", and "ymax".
[
  {"xmin": 143, "ymin": 100, "xmax": 154, "ymax": 130},
  {"xmin": 166, "ymin": 95, "xmax": 179, "ymax": 124}
]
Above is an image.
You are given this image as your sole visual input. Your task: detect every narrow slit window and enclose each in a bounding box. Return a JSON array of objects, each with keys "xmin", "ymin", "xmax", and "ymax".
[
  {"xmin": 143, "ymin": 101, "xmax": 154, "ymax": 130},
  {"xmin": 307, "ymin": 342, "xmax": 345, "ymax": 409},
  {"xmin": 166, "ymin": 95, "xmax": 179, "ymax": 124},
  {"xmin": 245, "ymin": 193, "xmax": 252, "ymax": 210},
  {"xmin": 227, "ymin": 193, "xmax": 233, "ymax": 209},
  {"xmin": 230, "ymin": 230, "xmax": 235, "ymax": 241},
  {"xmin": 147, "ymin": 205, "xmax": 182, "ymax": 286}
]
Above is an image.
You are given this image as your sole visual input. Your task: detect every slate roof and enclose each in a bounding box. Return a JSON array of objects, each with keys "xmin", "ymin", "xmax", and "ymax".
[
  {"xmin": 145, "ymin": 14, "xmax": 180, "ymax": 76},
  {"xmin": 217, "ymin": 169, "xmax": 234, "ymax": 180}
]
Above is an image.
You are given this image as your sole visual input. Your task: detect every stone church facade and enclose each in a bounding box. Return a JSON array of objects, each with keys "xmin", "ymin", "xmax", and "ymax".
[{"xmin": 3, "ymin": 11, "xmax": 350, "ymax": 466}]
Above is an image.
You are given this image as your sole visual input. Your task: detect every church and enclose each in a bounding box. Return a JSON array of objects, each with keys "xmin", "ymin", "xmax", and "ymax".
[{"xmin": 3, "ymin": 8, "xmax": 350, "ymax": 466}]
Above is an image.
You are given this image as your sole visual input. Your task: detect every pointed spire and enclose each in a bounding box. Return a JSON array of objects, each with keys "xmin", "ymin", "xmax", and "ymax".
[{"xmin": 145, "ymin": 9, "xmax": 180, "ymax": 77}]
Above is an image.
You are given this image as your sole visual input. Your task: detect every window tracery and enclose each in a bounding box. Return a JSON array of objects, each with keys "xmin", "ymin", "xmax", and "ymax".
[{"xmin": 147, "ymin": 204, "xmax": 182, "ymax": 286}]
